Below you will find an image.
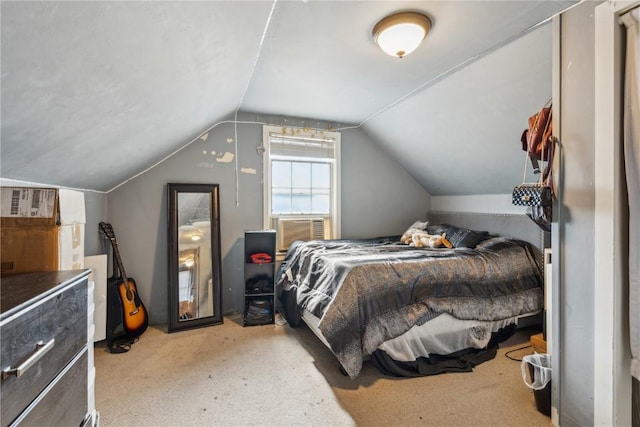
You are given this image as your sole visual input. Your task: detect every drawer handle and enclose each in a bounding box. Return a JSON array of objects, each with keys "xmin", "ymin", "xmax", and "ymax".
[{"xmin": 2, "ymin": 339, "xmax": 55, "ymax": 380}]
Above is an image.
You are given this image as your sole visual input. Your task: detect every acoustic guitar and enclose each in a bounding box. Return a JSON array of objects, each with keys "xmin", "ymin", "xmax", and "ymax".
[{"xmin": 99, "ymin": 222, "xmax": 148, "ymax": 339}]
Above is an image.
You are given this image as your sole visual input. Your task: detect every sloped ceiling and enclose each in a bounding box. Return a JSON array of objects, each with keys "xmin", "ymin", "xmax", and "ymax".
[{"xmin": 0, "ymin": 1, "xmax": 576, "ymax": 193}]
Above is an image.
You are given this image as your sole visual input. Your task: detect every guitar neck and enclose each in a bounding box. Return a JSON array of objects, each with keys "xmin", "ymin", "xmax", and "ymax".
[
  {"xmin": 99, "ymin": 223, "xmax": 132, "ymax": 290},
  {"xmin": 111, "ymin": 240, "xmax": 130, "ymax": 286}
]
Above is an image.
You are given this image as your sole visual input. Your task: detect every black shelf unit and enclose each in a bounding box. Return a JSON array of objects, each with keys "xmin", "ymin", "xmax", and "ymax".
[{"xmin": 243, "ymin": 230, "xmax": 276, "ymax": 326}]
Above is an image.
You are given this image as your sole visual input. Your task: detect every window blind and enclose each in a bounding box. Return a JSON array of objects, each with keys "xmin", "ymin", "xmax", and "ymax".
[{"xmin": 269, "ymin": 132, "xmax": 335, "ymax": 159}]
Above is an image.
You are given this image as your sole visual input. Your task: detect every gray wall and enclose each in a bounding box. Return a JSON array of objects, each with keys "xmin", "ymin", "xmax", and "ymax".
[
  {"xmin": 557, "ymin": 2, "xmax": 597, "ymax": 424},
  {"xmin": 83, "ymin": 191, "xmax": 108, "ymax": 256},
  {"xmin": 106, "ymin": 114, "xmax": 430, "ymax": 324}
]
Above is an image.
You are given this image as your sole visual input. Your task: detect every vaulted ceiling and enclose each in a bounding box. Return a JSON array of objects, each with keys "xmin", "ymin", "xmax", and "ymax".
[{"xmin": 1, "ymin": 1, "xmax": 576, "ymax": 194}]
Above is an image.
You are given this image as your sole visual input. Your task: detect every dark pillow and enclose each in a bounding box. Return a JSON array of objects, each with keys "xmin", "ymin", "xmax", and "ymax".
[{"xmin": 445, "ymin": 226, "xmax": 490, "ymax": 248}]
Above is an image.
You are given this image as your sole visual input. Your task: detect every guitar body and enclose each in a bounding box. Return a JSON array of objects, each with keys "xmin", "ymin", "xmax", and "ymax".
[{"xmin": 117, "ymin": 277, "xmax": 148, "ymax": 338}]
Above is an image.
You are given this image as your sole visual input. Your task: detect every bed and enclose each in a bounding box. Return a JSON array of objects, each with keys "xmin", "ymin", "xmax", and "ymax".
[{"xmin": 276, "ymin": 212, "xmax": 547, "ymax": 379}]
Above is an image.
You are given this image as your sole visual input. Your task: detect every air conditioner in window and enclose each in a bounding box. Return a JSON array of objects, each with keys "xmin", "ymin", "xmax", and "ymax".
[{"xmin": 273, "ymin": 218, "xmax": 329, "ymax": 252}]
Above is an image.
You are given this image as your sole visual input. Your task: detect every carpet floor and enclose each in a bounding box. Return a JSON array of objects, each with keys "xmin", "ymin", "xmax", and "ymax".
[{"xmin": 94, "ymin": 314, "xmax": 551, "ymax": 427}]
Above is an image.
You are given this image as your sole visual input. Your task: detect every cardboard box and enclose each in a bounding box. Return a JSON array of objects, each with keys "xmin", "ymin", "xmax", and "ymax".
[{"xmin": 1, "ymin": 187, "xmax": 85, "ymax": 275}]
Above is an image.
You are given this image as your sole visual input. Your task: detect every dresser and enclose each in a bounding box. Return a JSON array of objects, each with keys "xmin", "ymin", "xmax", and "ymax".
[{"xmin": 1, "ymin": 270, "xmax": 96, "ymax": 427}]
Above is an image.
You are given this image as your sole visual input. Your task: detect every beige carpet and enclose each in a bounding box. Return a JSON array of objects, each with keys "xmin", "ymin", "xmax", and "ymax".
[{"xmin": 94, "ymin": 314, "xmax": 551, "ymax": 427}]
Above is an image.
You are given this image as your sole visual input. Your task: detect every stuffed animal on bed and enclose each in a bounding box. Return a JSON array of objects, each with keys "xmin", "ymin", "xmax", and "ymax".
[
  {"xmin": 400, "ymin": 221, "xmax": 429, "ymax": 244},
  {"xmin": 411, "ymin": 232, "xmax": 453, "ymax": 249}
]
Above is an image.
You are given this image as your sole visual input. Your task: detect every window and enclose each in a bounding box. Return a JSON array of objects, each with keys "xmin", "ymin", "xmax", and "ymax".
[{"xmin": 263, "ymin": 125, "xmax": 340, "ymax": 252}]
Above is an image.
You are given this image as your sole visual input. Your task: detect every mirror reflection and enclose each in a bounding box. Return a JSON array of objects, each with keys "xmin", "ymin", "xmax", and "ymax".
[
  {"xmin": 177, "ymin": 194, "xmax": 213, "ymax": 321},
  {"xmin": 168, "ymin": 184, "xmax": 222, "ymax": 332}
]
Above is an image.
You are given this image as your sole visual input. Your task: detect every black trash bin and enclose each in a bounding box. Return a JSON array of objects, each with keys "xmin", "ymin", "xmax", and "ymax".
[{"xmin": 522, "ymin": 353, "xmax": 552, "ymax": 417}]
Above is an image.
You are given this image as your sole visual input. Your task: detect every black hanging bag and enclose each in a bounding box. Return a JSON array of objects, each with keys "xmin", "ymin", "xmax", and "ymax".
[{"xmin": 512, "ymin": 184, "xmax": 552, "ymax": 207}]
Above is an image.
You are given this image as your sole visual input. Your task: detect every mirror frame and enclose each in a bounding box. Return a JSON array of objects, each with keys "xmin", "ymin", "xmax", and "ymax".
[{"xmin": 167, "ymin": 183, "xmax": 223, "ymax": 332}]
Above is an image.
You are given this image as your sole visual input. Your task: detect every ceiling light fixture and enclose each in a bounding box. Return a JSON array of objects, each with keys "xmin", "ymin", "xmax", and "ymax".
[
  {"xmin": 179, "ymin": 225, "xmax": 203, "ymax": 245},
  {"xmin": 372, "ymin": 11, "xmax": 432, "ymax": 59}
]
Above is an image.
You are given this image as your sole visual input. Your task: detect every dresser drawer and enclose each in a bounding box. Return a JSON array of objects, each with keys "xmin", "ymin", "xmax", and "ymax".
[
  {"xmin": 1, "ymin": 279, "xmax": 87, "ymax": 426},
  {"xmin": 13, "ymin": 349, "xmax": 88, "ymax": 427}
]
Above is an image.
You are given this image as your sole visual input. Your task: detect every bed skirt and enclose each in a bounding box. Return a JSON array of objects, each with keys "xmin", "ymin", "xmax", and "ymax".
[
  {"xmin": 369, "ymin": 324, "xmax": 516, "ymax": 377},
  {"xmin": 291, "ymin": 297, "xmax": 536, "ymax": 378}
]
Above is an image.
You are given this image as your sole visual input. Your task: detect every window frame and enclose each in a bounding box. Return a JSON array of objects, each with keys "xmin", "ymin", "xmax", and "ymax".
[{"xmin": 262, "ymin": 125, "xmax": 341, "ymax": 240}]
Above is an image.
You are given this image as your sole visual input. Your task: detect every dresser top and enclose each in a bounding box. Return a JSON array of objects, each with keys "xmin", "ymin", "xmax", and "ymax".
[{"xmin": 1, "ymin": 270, "xmax": 90, "ymax": 319}]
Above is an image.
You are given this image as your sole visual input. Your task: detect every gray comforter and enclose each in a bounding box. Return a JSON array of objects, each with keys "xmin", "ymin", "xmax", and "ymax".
[{"xmin": 278, "ymin": 236, "xmax": 544, "ymax": 378}]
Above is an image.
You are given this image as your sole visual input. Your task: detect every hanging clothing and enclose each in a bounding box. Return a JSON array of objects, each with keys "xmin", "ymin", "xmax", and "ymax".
[{"xmin": 621, "ymin": 6, "xmax": 640, "ymax": 381}]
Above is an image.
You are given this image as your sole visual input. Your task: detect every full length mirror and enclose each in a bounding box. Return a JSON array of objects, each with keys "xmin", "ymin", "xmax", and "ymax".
[{"xmin": 167, "ymin": 183, "xmax": 223, "ymax": 332}]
